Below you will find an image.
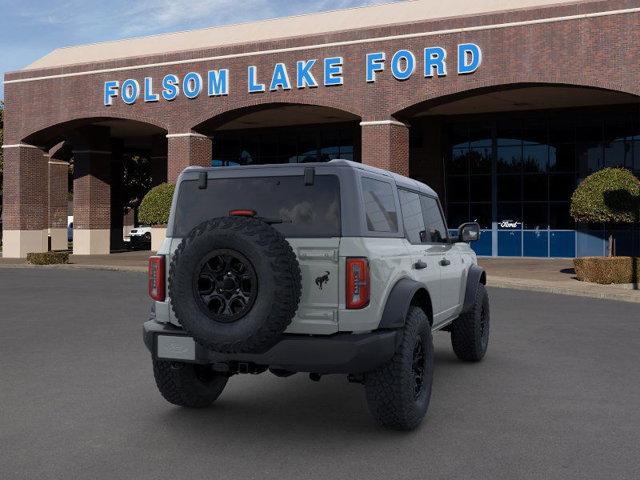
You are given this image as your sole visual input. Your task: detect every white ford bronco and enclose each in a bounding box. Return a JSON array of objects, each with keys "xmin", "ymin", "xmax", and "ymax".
[{"xmin": 144, "ymin": 160, "xmax": 489, "ymax": 430}]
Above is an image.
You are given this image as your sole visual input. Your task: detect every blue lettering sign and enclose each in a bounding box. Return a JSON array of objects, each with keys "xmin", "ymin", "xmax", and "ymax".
[
  {"xmin": 161, "ymin": 74, "xmax": 179, "ymax": 101},
  {"xmin": 144, "ymin": 77, "xmax": 159, "ymax": 102},
  {"xmin": 270, "ymin": 63, "xmax": 292, "ymax": 91},
  {"xmin": 183, "ymin": 72, "xmax": 203, "ymax": 99},
  {"xmin": 366, "ymin": 52, "xmax": 385, "ymax": 83},
  {"xmin": 208, "ymin": 69, "xmax": 229, "ymax": 96},
  {"xmin": 248, "ymin": 66, "xmax": 265, "ymax": 93},
  {"xmin": 458, "ymin": 43, "xmax": 482, "ymax": 74},
  {"xmin": 424, "ymin": 47, "xmax": 447, "ymax": 77},
  {"xmin": 104, "ymin": 80, "xmax": 119, "ymax": 106},
  {"xmin": 101, "ymin": 45, "xmax": 483, "ymax": 105},
  {"xmin": 390, "ymin": 50, "xmax": 415, "ymax": 81},
  {"xmin": 121, "ymin": 79, "xmax": 140, "ymax": 104},
  {"xmin": 296, "ymin": 59, "xmax": 318, "ymax": 89},
  {"xmin": 324, "ymin": 57, "xmax": 343, "ymax": 86}
]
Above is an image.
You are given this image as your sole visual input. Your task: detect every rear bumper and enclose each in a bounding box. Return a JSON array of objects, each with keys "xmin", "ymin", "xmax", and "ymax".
[{"xmin": 143, "ymin": 320, "xmax": 399, "ymax": 374}]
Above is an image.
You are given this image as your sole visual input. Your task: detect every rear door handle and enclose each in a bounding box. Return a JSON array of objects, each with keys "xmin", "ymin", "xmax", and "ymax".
[
  {"xmin": 413, "ymin": 260, "xmax": 428, "ymax": 270},
  {"xmin": 439, "ymin": 258, "xmax": 451, "ymax": 267}
]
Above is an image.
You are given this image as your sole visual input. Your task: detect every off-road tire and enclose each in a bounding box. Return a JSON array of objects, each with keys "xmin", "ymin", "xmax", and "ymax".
[
  {"xmin": 153, "ymin": 360, "xmax": 228, "ymax": 408},
  {"xmin": 169, "ymin": 216, "xmax": 301, "ymax": 353},
  {"xmin": 450, "ymin": 283, "xmax": 490, "ymax": 361},
  {"xmin": 364, "ymin": 306, "xmax": 434, "ymax": 431}
]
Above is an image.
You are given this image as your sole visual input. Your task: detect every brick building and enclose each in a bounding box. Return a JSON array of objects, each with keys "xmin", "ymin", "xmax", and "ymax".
[{"xmin": 2, "ymin": 0, "xmax": 640, "ymax": 257}]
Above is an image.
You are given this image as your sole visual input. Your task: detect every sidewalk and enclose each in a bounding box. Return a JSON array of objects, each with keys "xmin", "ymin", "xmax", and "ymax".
[
  {"xmin": 1, "ymin": 251, "xmax": 639, "ymax": 303},
  {"xmin": 479, "ymin": 258, "xmax": 640, "ymax": 303}
]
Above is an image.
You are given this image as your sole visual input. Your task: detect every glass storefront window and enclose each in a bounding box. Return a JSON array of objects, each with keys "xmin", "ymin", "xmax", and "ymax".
[
  {"xmin": 443, "ymin": 105, "xmax": 639, "ymax": 256},
  {"xmin": 449, "ymin": 148, "xmax": 469, "ymax": 174},
  {"xmin": 470, "ymin": 203, "xmax": 492, "ymax": 229},
  {"xmin": 549, "ymin": 144, "xmax": 575, "ymax": 172},
  {"xmin": 446, "ymin": 176, "xmax": 469, "ymax": 203},
  {"xmin": 470, "ymin": 146, "xmax": 492, "ymax": 173},
  {"xmin": 470, "ymin": 175, "xmax": 492, "ymax": 202},
  {"xmin": 523, "ymin": 203, "xmax": 548, "ymax": 229},
  {"xmin": 497, "ymin": 175, "xmax": 521, "ymax": 201},
  {"xmin": 523, "ymin": 174, "xmax": 548, "ymax": 202},
  {"xmin": 497, "ymin": 145, "xmax": 522, "ymax": 173},
  {"xmin": 604, "ymin": 140, "xmax": 632, "ymax": 168},
  {"xmin": 523, "ymin": 144, "xmax": 548, "ymax": 173},
  {"xmin": 213, "ymin": 123, "xmax": 359, "ymax": 165}
]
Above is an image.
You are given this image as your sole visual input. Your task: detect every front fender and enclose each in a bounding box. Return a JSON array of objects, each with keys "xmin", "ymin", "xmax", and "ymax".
[{"xmin": 462, "ymin": 265, "xmax": 486, "ymax": 313}]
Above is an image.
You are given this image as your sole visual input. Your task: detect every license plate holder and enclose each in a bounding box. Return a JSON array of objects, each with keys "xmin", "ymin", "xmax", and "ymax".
[{"xmin": 156, "ymin": 335, "xmax": 196, "ymax": 361}]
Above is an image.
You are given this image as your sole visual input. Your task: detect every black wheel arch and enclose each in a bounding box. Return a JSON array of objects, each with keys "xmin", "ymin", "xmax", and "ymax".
[
  {"xmin": 462, "ymin": 265, "xmax": 487, "ymax": 314},
  {"xmin": 378, "ymin": 278, "xmax": 433, "ymax": 329}
]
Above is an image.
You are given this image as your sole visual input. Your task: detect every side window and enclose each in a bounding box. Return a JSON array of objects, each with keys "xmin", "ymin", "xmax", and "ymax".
[
  {"xmin": 361, "ymin": 177, "xmax": 398, "ymax": 233},
  {"xmin": 420, "ymin": 196, "xmax": 448, "ymax": 243},
  {"xmin": 398, "ymin": 189, "xmax": 427, "ymax": 244}
]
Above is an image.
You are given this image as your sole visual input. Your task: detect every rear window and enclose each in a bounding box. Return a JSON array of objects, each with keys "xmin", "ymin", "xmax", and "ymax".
[{"xmin": 172, "ymin": 175, "xmax": 341, "ymax": 238}]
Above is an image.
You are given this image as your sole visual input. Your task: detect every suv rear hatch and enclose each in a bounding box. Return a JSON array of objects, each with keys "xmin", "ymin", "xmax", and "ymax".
[{"xmin": 171, "ymin": 173, "xmax": 342, "ymax": 334}]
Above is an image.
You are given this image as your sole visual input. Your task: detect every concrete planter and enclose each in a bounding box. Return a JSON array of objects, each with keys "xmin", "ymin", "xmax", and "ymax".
[{"xmin": 151, "ymin": 226, "xmax": 167, "ymax": 252}]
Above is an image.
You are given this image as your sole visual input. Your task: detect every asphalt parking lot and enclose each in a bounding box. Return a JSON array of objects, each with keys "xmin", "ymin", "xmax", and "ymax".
[{"xmin": 1, "ymin": 268, "xmax": 639, "ymax": 480}]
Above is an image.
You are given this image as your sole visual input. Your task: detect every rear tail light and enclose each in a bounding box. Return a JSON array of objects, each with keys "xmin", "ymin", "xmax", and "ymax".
[
  {"xmin": 346, "ymin": 257, "xmax": 370, "ymax": 309},
  {"xmin": 148, "ymin": 255, "xmax": 166, "ymax": 301},
  {"xmin": 229, "ymin": 209, "xmax": 257, "ymax": 217}
]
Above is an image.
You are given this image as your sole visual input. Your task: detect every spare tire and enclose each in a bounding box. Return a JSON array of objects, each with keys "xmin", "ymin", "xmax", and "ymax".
[{"xmin": 169, "ymin": 216, "xmax": 301, "ymax": 353}]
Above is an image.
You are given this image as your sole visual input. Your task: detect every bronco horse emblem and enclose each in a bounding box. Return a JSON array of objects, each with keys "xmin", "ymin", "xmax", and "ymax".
[{"xmin": 315, "ymin": 271, "xmax": 330, "ymax": 290}]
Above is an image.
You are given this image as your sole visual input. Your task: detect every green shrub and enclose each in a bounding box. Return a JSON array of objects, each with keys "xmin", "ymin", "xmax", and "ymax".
[
  {"xmin": 27, "ymin": 251, "xmax": 69, "ymax": 265},
  {"xmin": 570, "ymin": 168, "xmax": 640, "ymax": 224},
  {"xmin": 138, "ymin": 183, "xmax": 175, "ymax": 226},
  {"xmin": 574, "ymin": 256, "xmax": 640, "ymax": 284}
]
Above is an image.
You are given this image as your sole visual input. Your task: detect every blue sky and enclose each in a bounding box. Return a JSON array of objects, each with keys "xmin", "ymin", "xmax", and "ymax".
[{"xmin": 0, "ymin": 0, "xmax": 400, "ymax": 100}]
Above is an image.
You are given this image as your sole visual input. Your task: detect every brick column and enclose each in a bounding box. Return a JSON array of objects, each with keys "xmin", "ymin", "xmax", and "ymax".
[
  {"xmin": 360, "ymin": 120, "xmax": 410, "ymax": 176},
  {"xmin": 1, "ymin": 144, "xmax": 49, "ymax": 258},
  {"xmin": 150, "ymin": 134, "xmax": 168, "ymax": 187},
  {"xmin": 48, "ymin": 159, "xmax": 69, "ymax": 251},
  {"xmin": 71, "ymin": 126, "xmax": 112, "ymax": 255},
  {"xmin": 167, "ymin": 133, "xmax": 212, "ymax": 184}
]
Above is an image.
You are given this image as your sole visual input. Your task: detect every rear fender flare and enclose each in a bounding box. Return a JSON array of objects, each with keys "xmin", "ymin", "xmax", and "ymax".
[{"xmin": 378, "ymin": 278, "xmax": 432, "ymax": 329}]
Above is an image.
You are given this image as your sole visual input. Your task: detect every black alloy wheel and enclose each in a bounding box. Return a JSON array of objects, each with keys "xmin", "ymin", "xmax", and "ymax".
[{"xmin": 193, "ymin": 249, "xmax": 258, "ymax": 323}]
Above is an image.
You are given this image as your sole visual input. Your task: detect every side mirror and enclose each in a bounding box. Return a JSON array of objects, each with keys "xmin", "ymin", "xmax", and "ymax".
[{"xmin": 458, "ymin": 222, "xmax": 480, "ymax": 243}]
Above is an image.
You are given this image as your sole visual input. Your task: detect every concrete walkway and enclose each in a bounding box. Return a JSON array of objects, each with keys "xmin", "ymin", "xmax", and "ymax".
[
  {"xmin": 1, "ymin": 251, "xmax": 639, "ymax": 303},
  {"xmin": 480, "ymin": 258, "xmax": 640, "ymax": 303}
]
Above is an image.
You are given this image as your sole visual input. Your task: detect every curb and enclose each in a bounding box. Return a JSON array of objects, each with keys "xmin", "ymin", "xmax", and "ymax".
[
  {"xmin": 0, "ymin": 263, "xmax": 147, "ymax": 273},
  {"xmin": 488, "ymin": 276, "xmax": 640, "ymax": 304}
]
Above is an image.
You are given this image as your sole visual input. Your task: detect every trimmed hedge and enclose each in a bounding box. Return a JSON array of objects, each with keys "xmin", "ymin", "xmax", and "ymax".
[
  {"xmin": 138, "ymin": 183, "xmax": 175, "ymax": 226},
  {"xmin": 27, "ymin": 251, "xmax": 69, "ymax": 265},
  {"xmin": 574, "ymin": 256, "xmax": 640, "ymax": 284},
  {"xmin": 570, "ymin": 168, "xmax": 640, "ymax": 224}
]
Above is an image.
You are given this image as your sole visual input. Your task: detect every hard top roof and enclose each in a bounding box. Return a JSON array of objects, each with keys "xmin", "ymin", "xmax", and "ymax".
[{"xmin": 184, "ymin": 159, "xmax": 438, "ymax": 197}]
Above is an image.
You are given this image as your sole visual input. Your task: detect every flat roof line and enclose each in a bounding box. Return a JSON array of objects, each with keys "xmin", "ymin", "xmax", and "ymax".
[{"xmin": 5, "ymin": 6, "xmax": 639, "ymax": 86}]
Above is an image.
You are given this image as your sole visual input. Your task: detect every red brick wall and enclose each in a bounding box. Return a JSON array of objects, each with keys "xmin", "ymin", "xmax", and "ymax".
[
  {"xmin": 2, "ymin": 147, "xmax": 48, "ymax": 230},
  {"xmin": 72, "ymin": 151, "xmax": 111, "ymax": 230},
  {"xmin": 4, "ymin": 0, "xmax": 640, "ymax": 147},
  {"xmin": 361, "ymin": 123, "xmax": 410, "ymax": 175},
  {"xmin": 167, "ymin": 135, "xmax": 212, "ymax": 183}
]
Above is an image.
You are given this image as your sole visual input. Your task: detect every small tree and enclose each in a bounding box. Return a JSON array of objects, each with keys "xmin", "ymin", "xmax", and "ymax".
[
  {"xmin": 138, "ymin": 183, "xmax": 175, "ymax": 226},
  {"xmin": 570, "ymin": 168, "xmax": 640, "ymax": 256}
]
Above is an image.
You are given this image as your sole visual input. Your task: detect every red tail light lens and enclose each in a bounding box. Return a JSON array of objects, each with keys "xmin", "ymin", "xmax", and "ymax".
[
  {"xmin": 346, "ymin": 257, "xmax": 370, "ymax": 309},
  {"xmin": 229, "ymin": 209, "xmax": 257, "ymax": 217},
  {"xmin": 148, "ymin": 255, "xmax": 165, "ymax": 301}
]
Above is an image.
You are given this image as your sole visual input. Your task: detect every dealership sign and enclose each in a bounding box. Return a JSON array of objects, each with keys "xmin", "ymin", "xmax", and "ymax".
[{"xmin": 103, "ymin": 43, "xmax": 482, "ymax": 106}]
